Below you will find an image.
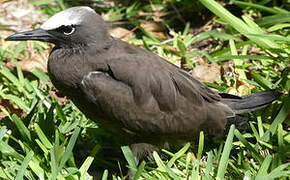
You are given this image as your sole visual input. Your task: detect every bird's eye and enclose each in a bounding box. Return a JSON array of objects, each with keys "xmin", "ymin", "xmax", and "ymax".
[{"xmin": 58, "ymin": 25, "xmax": 75, "ymax": 35}]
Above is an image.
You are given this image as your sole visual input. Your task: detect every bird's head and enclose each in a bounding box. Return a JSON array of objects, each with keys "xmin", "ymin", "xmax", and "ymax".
[{"xmin": 5, "ymin": 6, "xmax": 110, "ymax": 48}]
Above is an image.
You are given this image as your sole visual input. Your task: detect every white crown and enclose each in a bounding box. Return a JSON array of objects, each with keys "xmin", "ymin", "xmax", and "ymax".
[{"xmin": 40, "ymin": 6, "xmax": 95, "ymax": 30}]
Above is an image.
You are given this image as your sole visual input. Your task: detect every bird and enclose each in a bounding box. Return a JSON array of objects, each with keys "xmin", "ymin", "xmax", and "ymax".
[{"xmin": 5, "ymin": 6, "xmax": 281, "ymax": 162}]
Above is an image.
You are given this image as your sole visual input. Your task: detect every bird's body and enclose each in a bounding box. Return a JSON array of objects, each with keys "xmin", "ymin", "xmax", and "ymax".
[
  {"xmin": 48, "ymin": 38, "xmax": 232, "ymax": 144},
  {"xmin": 6, "ymin": 6, "xmax": 281, "ymax": 161}
]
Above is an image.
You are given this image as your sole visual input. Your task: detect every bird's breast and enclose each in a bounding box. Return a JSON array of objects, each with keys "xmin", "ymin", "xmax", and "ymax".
[{"xmin": 48, "ymin": 48, "xmax": 88, "ymax": 93}]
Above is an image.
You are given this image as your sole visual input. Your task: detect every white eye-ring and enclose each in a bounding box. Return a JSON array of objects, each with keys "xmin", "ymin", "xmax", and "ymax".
[
  {"xmin": 58, "ymin": 25, "xmax": 75, "ymax": 35},
  {"xmin": 63, "ymin": 26, "xmax": 75, "ymax": 35}
]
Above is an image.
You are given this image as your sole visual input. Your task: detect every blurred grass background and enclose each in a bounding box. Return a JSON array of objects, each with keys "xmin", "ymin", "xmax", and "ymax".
[{"xmin": 0, "ymin": 0, "xmax": 289, "ymax": 179}]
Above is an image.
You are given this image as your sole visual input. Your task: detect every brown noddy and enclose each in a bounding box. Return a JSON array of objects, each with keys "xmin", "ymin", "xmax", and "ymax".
[{"xmin": 5, "ymin": 6, "xmax": 281, "ymax": 161}]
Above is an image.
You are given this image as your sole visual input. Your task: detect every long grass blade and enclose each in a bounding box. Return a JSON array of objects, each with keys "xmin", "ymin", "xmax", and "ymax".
[
  {"xmin": 15, "ymin": 151, "xmax": 34, "ymax": 180},
  {"xmin": 217, "ymin": 125, "xmax": 235, "ymax": 179}
]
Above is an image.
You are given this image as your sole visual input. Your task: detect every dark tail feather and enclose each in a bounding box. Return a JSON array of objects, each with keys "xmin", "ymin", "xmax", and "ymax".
[{"xmin": 221, "ymin": 90, "xmax": 282, "ymax": 114}]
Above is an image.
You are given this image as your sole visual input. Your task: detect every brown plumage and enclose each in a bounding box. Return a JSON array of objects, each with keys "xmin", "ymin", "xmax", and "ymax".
[{"xmin": 5, "ymin": 6, "xmax": 281, "ymax": 161}]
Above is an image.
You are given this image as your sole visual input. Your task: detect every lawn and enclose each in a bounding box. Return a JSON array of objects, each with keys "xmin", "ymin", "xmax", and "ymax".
[{"xmin": 0, "ymin": 0, "xmax": 289, "ymax": 179}]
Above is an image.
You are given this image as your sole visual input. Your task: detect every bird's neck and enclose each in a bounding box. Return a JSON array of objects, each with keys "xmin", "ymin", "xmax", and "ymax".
[{"xmin": 48, "ymin": 36, "xmax": 115, "ymax": 91}]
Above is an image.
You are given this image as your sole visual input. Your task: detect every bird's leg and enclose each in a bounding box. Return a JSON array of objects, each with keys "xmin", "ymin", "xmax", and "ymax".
[{"xmin": 130, "ymin": 143, "xmax": 159, "ymax": 164}]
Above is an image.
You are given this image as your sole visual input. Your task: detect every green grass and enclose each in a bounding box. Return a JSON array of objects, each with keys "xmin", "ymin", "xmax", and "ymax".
[{"xmin": 0, "ymin": 0, "xmax": 289, "ymax": 179}]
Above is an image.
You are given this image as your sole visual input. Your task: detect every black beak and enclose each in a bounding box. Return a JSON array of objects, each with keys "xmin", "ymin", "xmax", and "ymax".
[{"xmin": 5, "ymin": 28, "xmax": 54, "ymax": 42}]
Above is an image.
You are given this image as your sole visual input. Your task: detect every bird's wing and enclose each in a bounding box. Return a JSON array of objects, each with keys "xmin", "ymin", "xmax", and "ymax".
[
  {"xmin": 80, "ymin": 54, "xmax": 222, "ymax": 134},
  {"xmin": 105, "ymin": 54, "xmax": 221, "ymax": 108}
]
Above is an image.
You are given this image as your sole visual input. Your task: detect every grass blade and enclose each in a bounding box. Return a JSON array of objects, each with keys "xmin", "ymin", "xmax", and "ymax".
[
  {"xmin": 217, "ymin": 125, "xmax": 235, "ymax": 179},
  {"xmin": 167, "ymin": 143, "xmax": 190, "ymax": 167},
  {"xmin": 15, "ymin": 151, "xmax": 34, "ymax": 180},
  {"xmin": 121, "ymin": 146, "xmax": 137, "ymax": 173},
  {"xmin": 197, "ymin": 131, "xmax": 204, "ymax": 160},
  {"xmin": 11, "ymin": 114, "xmax": 31, "ymax": 141},
  {"xmin": 133, "ymin": 161, "xmax": 146, "ymax": 180},
  {"xmin": 0, "ymin": 126, "xmax": 7, "ymax": 142},
  {"xmin": 59, "ymin": 127, "xmax": 80, "ymax": 170},
  {"xmin": 102, "ymin": 169, "xmax": 108, "ymax": 180},
  {"xmin": 256, "ymin": 155, "xmax": 272, "ymax": 178},
  {"xmin": 199, "ymin": 0, "xmax": 280, "ymax": 49},
  {"xmin": 79, "ymin": 144, "xmax": 101, "ymax": 178},
  {"xmin": 262, "ymin": 95, "xmax": 290, "ymax": 141},
  {"xmin": 205, "ymin": 151, "xmax": 213, "ymax": 180},
  {"xmin": 34, "ymin": 123, "xmax": 53, "ymax": 149}
]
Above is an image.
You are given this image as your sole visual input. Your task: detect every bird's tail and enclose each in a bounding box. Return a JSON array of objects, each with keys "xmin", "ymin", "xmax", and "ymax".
[
  {"xmin": 220, "ymin": 89, "xmax": 281, "ymax": 114},
  {"xmin": 221, "ymin": 90, "xmax": 281, "ymax": 131}
]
